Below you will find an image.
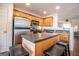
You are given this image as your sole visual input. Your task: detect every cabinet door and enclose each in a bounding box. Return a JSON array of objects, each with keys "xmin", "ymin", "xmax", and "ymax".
[
  {"xmin": 38, "ymin": 18, "xmax": 43, "ymax": 26},
  {"xmin": 60, "ymin": 33, "xmax": 70, "ymax": 42},
  {"xmin": 44, "ymin": 17, "xmax": 53, "ymax": 26},
  {"xmin": 35, "ymin": 36, "xmax": 60, "ymax": 56}
]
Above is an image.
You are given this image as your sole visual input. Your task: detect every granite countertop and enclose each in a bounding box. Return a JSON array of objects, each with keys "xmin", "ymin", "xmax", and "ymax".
[{"xmin": 21, "ymin": 32, "xmax": 60, "ymax": 43}]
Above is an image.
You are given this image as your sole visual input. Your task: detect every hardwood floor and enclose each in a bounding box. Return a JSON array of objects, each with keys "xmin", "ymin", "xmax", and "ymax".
[{"xmin": 71, "ymin": 36, "xmax": 79, "ymax": 56}]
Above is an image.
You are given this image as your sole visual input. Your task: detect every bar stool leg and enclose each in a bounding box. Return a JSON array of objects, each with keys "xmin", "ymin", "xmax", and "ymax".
[
  {"xmin": 65, "ymin": 47, "xmax": 67, "ymax": 56},
  {"xmin": 68, "ymin": 45, "xmax": 70, "ymax": 56}
]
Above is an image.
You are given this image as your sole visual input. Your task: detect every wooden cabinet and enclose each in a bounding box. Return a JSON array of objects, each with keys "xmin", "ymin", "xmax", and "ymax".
[
  {"xmin": 59, "ymin": 33, "xmax": 70, "ymax": 42},
  {"xmin": 43, "ymin": 17, "xmax": 53, "ymax": 26},
  {"xmin": 13, "ymin": 9, "xmax": 53, "ymax": 26},
  {"xmin": 14, "ymin": 9, "xmax": 44, "ymax": 26},
  {"xmin": 37, "ymin": 18, "xmax": 44, "ymax": 26},
  {"xmin": 35, "ymin": 35, "xmax": 60, "ymax": 56},
  {"xmin": 31, "ymin": 17, "xmax": 53, "ymax": 26}
]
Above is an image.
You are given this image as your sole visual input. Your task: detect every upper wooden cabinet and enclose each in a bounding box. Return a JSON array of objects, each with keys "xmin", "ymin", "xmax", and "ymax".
[
  {"xmin": 43, "ymin": 17, "xmax": 53, "ymax": 26},
  {"xmin": 13, "ymin": 9, "xmax": 40, "ymax": 20},
  {"xmin": 13, "ymin": 9, "xmax": 53, "ymax": 26}
]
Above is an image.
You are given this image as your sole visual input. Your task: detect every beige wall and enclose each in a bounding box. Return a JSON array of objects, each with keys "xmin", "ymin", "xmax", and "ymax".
[{"xmin": 0, "ymin": 3, "xmax": 13, "ymax": 52}]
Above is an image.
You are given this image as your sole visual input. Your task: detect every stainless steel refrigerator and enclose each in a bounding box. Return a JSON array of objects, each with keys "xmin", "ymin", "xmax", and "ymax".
[{"xmin": 13, "ymin": 17, "xmax": 31, "ymax": 46}]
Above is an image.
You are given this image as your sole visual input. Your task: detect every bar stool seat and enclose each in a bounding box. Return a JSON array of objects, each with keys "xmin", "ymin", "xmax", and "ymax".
[
  {"xmin": 57, "ymin": 40, "xmax": 68, "ymax": 46},
  {"xmin": 44, "ymin": 44, "xmax": 65, "ymax": 56},
  {"xmin": 0, "ymin": 51, "xmax": 9, "ymax": 56},
  {"xmin": 57, "ymin": 40, "xmax": 70, "ymax": 56},
  {"xmin": 9, "ymin": 44, "xmax": 29, "ymax": 56}
]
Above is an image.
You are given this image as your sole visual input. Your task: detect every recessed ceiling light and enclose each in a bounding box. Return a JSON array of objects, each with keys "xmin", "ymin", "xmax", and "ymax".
[
  {"xmin": 43, "ymin": 11, "xmax": 47, "ymax": 14},
  {"xmin": 26, "ymin": 3, "xmax": 30, "ymax": 6},
  {"xmin": 56, "ymin": 6, "xmax": 60, "ymax": 10}
]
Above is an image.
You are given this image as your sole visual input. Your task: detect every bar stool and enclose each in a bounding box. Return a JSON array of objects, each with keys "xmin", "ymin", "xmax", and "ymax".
[
  {"xmin": 57, "ymin": 40, "xmax": 70, "ymax": 56},
  {"xmin": 44, "ymin": 44, "xmax": 66, "ymax": 56},
  {"xmin": 9, "ymin": 44, "xmax": 29, "ymax": 56},
  {"xmin": 0, "ymin": 51, "xmax": 9, "ymax": 56}
]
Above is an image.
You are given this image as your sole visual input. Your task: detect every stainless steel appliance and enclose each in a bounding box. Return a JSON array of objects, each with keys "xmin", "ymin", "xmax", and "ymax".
[
  {"xmin": 30, "ymin": 20, "xmax": 39, "ymax": 33},
  {"xmin": 14, "ymin": 17, "xmax": 31, "ymax": 45}
]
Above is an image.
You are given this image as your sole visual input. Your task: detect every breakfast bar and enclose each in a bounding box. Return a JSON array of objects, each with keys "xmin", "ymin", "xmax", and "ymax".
[{"xmin": 21, "ymin": 32, "xmax": 61, "ymax": 56}]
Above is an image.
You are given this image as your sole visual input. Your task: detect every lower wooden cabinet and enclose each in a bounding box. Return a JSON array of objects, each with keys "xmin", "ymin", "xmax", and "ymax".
[
  {"xmin": 35, "ymin": 35, "xmax": 60, "ymax": 56},
  {"xmin": 59, "ymin": 33, "xmax": 70, "ymax": 42}
]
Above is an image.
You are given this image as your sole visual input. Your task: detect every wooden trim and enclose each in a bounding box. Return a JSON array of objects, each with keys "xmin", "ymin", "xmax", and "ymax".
[{"xmin": 43, "ymin": 17, "xmax": 53, "ymax": 19}]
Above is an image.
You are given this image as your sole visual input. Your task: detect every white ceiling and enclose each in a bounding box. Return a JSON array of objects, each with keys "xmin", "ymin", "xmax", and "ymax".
[{"xmin": 14, "ymin": 3, "xmax": 79, "ymax": 20}]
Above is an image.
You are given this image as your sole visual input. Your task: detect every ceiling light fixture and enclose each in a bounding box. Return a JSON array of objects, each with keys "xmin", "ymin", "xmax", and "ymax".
[
  {"xmin": 56, "ymin": 6, "xmax": 60, "ymax": 10},
  {"xmin": 43, "ymin": 11, "xmax": 47, "ymax": 14},
  {"xmin": 63, "ymin": 19, "xmax": 71, "ymax": 29},
  {"xmin": 26, "ymin": 3, "xmax": 30, "ymax": 6},
  {"xmin": 74, "ymin": 25, "xmax": 78, "ymax": 31}
]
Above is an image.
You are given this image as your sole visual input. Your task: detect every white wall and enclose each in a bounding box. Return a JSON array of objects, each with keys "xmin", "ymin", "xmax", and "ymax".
[
  {"xmin": 70, "ymin": 19, "xmax": 79, "ymax": 31},
  {"xmin": 58, "ymin": 18, "xmax": 79, "ymax": 31},
  {"xmin": 70, "ymin": 19, "xmax": 79, "ymax": 27},
  {"xmin": 0, "ymin": 3, "xmax": 13, "ymax": 52}
]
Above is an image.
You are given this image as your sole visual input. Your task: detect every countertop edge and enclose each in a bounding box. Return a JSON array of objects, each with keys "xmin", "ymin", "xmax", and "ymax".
[{"xmin": 21, "ymin": 33, "xmax": 60, "ymax": 43}]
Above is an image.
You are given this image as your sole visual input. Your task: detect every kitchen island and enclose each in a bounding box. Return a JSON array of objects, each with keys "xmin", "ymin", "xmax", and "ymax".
[{"xmin": 21, "ymin": 32, "xmax": 61, "ymax": 56}]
